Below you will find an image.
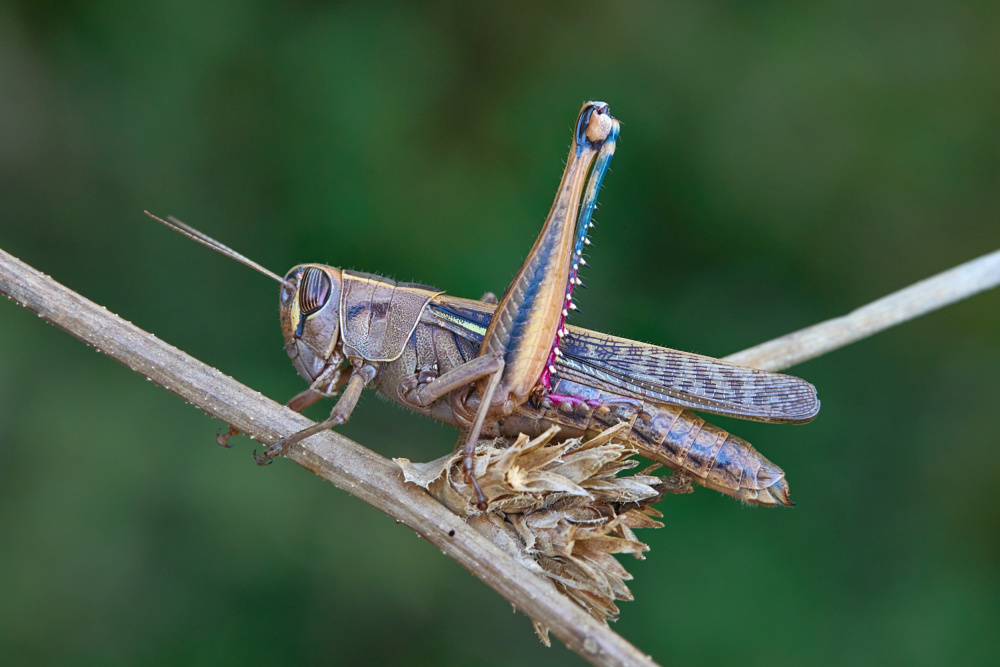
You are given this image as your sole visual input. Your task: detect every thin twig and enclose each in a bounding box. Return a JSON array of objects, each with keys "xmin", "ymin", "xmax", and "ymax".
[
  {"xmin": 723, "ymin": 248, "xmax": 1000, "ymax": 372},
  {"xmin": 2, "ymin": 242, "xmax": 999, "ymax": 665}
]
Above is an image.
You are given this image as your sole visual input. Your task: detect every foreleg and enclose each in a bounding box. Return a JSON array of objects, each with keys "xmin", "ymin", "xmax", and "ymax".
[
  {"xmin": 255, "ymin": 360, "xmax": 379, "ymax": 464},
  {"xmin": 217, "ymin": 365, "xmax": 345, "ymax": 448}
]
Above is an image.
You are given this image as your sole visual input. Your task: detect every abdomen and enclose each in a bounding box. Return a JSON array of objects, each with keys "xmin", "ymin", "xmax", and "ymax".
[{"xmin": 499, "ymin": 378, "xmax": 793, "ymax": 506}]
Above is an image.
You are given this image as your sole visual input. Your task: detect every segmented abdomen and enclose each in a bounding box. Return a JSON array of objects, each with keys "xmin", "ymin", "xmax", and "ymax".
[
  {"xmin": 502, "ymin": 378, "xmax": 792, "ymax": 506},
  {"xmin": 626, "ymin": 401, "xmax": 791, "ymax": 506}
]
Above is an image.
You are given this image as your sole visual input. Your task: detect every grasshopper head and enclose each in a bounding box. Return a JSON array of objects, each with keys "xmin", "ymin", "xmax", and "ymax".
[
  {"xmin": 280, "ymin": 264, "xmax": 345, "ymax": 383},
  {"xmin": 142, "ymin": 213, "xmax": 348, "ymax": 386}
]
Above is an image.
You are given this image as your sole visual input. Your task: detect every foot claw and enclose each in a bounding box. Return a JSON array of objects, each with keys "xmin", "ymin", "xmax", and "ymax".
[
  {"xmin": 254, "ymin": 441, "xmax": 283, "ymax": 466},
  {"xmin": 662, "ymin": 472, "xmax": 694, "ymax": 495},
  {"xmin": 463, "ymin": 467, "xmax": 489, "ymax": 511},
  {"xmin": 217, "ymin": 425, "xmax": 239, "ymax": 448}
]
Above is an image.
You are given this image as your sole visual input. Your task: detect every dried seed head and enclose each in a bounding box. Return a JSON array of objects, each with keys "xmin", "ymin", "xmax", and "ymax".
[{"xmin": 396, "ymin": 423, "xmax": 666, "ymax": 640}]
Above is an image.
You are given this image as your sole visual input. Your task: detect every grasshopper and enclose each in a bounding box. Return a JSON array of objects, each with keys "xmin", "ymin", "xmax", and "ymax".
[{"xmin": 150, "ymin": 101, "xmax": 819, "ymax": 509}]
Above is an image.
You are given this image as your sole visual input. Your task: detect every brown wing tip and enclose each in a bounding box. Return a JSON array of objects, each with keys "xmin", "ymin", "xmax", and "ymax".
[
  {"xmin": 792, "ymin": 395, "xmax": 822, "ymax": 423},
  {"xmin": 778, "ymin": 384, "xmax": 821, "ymax": 423}
]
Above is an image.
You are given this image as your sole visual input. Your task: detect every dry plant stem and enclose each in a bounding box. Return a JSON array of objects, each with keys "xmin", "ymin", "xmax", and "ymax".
[
  {"xmin": 0, "ymin": 246, "xmax": 656, "ymax": 667},
  {"xmin": 724, "ymin": 248, "xmax": 1000, "ymax": 372},
  {"xmin": 2, "ymin": 242, "xmax": 999, "ymax": 666}
]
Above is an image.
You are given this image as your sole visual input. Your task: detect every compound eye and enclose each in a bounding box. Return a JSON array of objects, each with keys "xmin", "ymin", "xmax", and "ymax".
[{"xmin": 299, "ymin": 267, "xmax": 331, "ymax": 316}]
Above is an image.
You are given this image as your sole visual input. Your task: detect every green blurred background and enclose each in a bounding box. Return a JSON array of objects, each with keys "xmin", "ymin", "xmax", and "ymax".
[{"xmin": 1, "ymin": 2, "xmax": 998, "ymax": 665}]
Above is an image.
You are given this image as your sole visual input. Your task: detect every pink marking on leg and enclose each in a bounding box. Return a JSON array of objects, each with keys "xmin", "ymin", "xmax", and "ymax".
[
  {"xmin": 540, "ymin": 311, "xmax": 569, "ymax": 389},
  {"xmin": 546, "ymin": 393, "xmax": 604, "ymax": 409},
  {"xmin": 540, "ymin": 227, "xmax": 589, "ymax": 391}
]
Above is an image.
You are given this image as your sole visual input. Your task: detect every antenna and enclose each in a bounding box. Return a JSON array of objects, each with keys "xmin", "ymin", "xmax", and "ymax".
[{"xmin": 144, "ymin": 211, "xmax": 290, "ymax": 287}]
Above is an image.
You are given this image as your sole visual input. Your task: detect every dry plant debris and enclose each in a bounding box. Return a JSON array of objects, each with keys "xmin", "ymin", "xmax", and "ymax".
[{"xmin": 396, "ymin": 423, "xmax": 668, "ymax": 644}]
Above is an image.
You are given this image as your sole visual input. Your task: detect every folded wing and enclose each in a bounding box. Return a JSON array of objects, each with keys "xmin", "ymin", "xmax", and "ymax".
[
  {"xmin": 557, "ymin": 328, "xmax": 819, "ymax": 423},
  {"xmin": 429, "ymin": 298, "xmax": 820, "ymax": 424}
]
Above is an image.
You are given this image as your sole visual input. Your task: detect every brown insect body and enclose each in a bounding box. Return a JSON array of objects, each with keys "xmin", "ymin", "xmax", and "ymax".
[
  {"xmin": 277, "ymin": 266, "xmax": 803, "ymax": 505},
  {"xmin": 154, "ymin": 101, "xmax": 817, "ymax": 508}
]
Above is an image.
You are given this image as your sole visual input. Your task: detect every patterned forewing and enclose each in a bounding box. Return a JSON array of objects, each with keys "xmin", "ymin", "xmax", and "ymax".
[
  {"xmin": 428, "ymin": 298, "xmax": 819, "ymax": 424},
  {"xmin": 558, "ymin": 328, "xmax": 819, "ymax": 423}
]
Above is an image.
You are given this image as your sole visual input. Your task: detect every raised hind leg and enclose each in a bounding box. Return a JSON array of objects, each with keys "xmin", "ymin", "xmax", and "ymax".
[{"xmin": 457, "ymin": 103, "xmax": 620, "ymax": 509}]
